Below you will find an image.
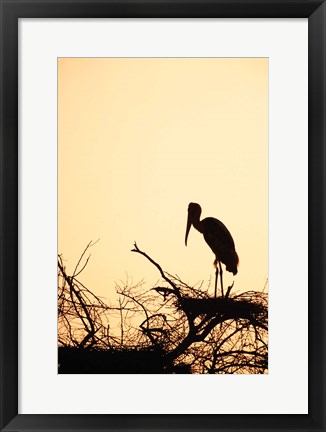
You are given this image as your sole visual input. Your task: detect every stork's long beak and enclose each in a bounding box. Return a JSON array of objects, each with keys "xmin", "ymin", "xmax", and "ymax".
[{"xmin": 185, "ymin": 213, "xmax": 192, "ymax": 246}]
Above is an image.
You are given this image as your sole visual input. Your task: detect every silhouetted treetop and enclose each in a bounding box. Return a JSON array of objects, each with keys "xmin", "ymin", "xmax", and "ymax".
[{"xmin": 58, "ymin": 242, "xmax": 268, "ymax": 374}]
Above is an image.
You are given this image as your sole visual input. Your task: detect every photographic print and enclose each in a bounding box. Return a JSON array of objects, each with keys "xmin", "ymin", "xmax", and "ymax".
[{"xmin": 58, "ymin": 58, "xmax": 268, "ymax": 374}]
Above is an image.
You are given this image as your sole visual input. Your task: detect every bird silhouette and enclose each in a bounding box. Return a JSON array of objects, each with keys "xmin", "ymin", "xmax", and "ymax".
[{"xmin": 185, "ymin": 202, "xmax": 239, "ymax": 297}]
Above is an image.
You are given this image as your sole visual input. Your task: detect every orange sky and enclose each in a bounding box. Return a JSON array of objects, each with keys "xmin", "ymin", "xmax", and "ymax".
[{"xmin": 58, "ymin": 58, "xmax": 268, "ymax": 303}]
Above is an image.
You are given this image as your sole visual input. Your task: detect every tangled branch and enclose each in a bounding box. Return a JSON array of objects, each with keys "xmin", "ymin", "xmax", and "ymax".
[{"xmin": 58, "ymin": 242, "xmax": 268, "ymax": 374}]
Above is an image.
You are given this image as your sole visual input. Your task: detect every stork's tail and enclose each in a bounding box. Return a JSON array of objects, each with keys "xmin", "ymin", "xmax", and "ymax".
[
  {"xmin": 215, "ymin": 251, "xmax": 239, "ymax": 276},
  {"xmin": 226, "ymin": 250, "xmax": 239, "ymax": 275}
]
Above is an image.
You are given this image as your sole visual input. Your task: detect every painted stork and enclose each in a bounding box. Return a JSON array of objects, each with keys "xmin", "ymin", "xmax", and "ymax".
[{"xmin": 185, "ymin": 202, "xmax": 239, "ymax": 297}]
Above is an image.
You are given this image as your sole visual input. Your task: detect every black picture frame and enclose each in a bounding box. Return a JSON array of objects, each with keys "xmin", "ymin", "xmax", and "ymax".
[{"xmin": 1, "ymin": 1, "xmax": 325, "ymax": 431}]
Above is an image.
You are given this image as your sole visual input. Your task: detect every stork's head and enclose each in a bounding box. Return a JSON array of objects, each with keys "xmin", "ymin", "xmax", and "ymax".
[{"xmin": 185, "ymin": 202, "xmax": 202, "ymax": 246}]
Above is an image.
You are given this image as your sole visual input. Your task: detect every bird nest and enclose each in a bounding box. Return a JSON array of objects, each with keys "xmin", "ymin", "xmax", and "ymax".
[{"xmin": 177, "ymin": 291, "xmax": 268, "ymax": 330}]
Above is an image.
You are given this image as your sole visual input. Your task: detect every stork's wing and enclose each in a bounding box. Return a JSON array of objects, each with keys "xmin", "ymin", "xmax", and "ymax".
[{"xmin": 202, "ymin": 217, "xmax": 236, "ymax": 253}]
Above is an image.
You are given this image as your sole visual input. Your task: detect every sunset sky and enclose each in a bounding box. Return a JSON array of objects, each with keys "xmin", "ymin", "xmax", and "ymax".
[{"xmin": 58, "ymin": 58, "xmax": 268, "ymax": 303}]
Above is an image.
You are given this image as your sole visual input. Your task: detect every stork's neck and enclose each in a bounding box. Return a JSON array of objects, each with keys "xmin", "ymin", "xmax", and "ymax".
[{"xmin": 192, "ymin": 215, "xmax": 203, "ymax": 233}]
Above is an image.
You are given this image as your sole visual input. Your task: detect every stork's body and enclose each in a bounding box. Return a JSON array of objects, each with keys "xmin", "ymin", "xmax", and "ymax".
[{"xmin": 185, "ymin": 203, "xmax": 239, "ymax": 297}]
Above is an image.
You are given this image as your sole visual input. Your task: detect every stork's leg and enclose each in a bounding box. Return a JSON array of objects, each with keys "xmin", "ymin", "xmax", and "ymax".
[
  {"xmin": 214, "ymin": 267, "xmax": 219, "ymax": 298},
  {"xmin": 218, "ymin": 261, "xmax": 224, "ymax": 297}
]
